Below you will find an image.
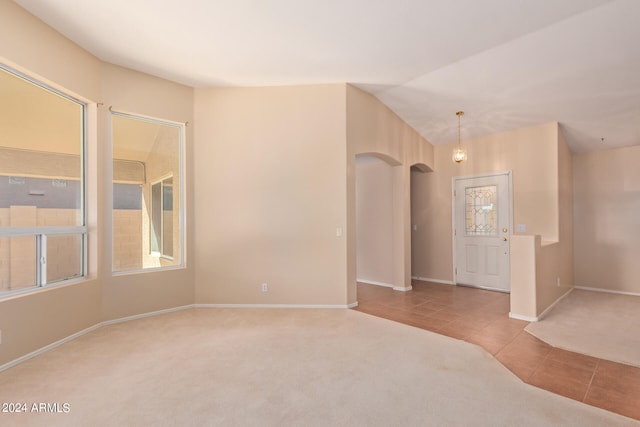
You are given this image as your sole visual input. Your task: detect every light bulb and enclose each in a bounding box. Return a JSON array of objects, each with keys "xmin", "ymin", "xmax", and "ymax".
[{"xmin": 452, "ymin": 147, "xmax": 467, "ymax": 163}]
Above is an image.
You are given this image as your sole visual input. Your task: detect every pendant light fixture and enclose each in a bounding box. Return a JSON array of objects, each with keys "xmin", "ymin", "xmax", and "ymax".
[{"xmin": 452, "ymin": 111, "xmax": 467, "ymax": 164}]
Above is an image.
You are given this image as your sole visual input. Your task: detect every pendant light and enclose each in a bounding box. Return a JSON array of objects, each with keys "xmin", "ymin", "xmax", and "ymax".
[{"xmin": 452, "ymin": 111, "xmax": 467, "ymax": 164}]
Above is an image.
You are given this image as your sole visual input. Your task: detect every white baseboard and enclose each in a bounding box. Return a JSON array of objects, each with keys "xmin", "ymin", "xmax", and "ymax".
[
  {"xmin": 357, "ymin": 279, "xmax": 393, "ymax": 288},
  {"xmin": 575, "ymin": 285, "xmax": 640, "ymax": 297},
  {"xmin": 195, "ymin": 303, "xmax": 357, "ymax": 309},
  {"xmin": 411, "ymin": 276, "xmax": 455, "ymax": 285},
  {"xmin": 509, "ymin": 288, "xmax": 574, "ymax": 323},
  {"xmin": 0, "ymin": 323, "xmax": 102, "ymax": 373},
  {"xmin": 358, "ymin": 279, "xmax": 412, "ymax": 292},
  {"xmin": 509, "ymin": 312, "xmax": 538, "ymax": 322},
  {"xmin": 537, "ymin": 287, "xmax": 574, "ymax": 322},
  {"xmin": 102, "ymin": 304, "xmax": 195, "ymax": 326}
]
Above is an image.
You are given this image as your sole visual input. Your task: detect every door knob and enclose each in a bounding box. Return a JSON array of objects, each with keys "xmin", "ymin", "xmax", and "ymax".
[
  {"xmin": 503, "ymin": 237, "xmax": 508, "ymax": 241},
  {"xmin": 502, "ymin": 227, "xmax": 508, "ymax": 233}
]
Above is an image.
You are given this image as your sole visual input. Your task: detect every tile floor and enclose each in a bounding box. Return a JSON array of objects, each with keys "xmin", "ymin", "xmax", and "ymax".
[{"xmin": 353, "ymin": 280, "xmax": 640, "ymax": 421}]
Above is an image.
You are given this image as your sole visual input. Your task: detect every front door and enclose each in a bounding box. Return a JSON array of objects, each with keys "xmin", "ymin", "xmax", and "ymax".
[{"xmin": 453, "ymin": 172, "xmax": 511, "ymax": 292}]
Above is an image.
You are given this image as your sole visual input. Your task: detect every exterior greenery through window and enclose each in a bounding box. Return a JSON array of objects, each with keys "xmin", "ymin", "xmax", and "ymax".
[
  {"xmin": 0, "ymin": 64, "xmax": 86, "ymax": 296},
  {"xmin": 112, "ymin": 113, "xmax": 183, "ymax": 273}
]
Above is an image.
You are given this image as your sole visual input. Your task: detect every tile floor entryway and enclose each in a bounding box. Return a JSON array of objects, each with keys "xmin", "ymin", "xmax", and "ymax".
[{"xmin": 353, "ymin": 280, "xmax": 640, "ymax": 421}]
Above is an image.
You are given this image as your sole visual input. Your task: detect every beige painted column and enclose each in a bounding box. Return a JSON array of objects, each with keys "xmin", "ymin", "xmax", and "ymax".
[
  {"xmin": 392, "ymin": 164, "xmax": 412, "ymax": 291},
  {"xmin": 509, "ymin": 235, "xmax": 538, "ymax": 320},
  {"xmin": 346, "ymin": 155, "xmax": 358, "ymax": 305}
]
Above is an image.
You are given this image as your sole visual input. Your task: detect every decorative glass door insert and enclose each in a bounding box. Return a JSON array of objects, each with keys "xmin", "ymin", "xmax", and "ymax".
[{"xmin": 465, "ymin": 185, "xmax": 497, "ymax": 236}]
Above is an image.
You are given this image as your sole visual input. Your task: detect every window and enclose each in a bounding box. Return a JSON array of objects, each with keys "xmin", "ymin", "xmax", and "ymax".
[
  {"xmin": 151, "ymin": 176, "xmax": 173, "ymax": 258},
  {"xmin": 0, "ymin": 65, "xmax": 86, "ymax": 296},
  {"xmin": 112, "ymin": 113, "xmax": 183, "ymax": 272}
]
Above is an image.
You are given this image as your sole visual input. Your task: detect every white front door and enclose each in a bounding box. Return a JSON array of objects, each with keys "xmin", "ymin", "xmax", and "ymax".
[{"xmin": 453, "ymin": 172, "xmax": 512, "ymax": 292}]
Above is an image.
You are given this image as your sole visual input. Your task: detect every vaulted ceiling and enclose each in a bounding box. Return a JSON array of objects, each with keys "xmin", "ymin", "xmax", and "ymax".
[{"xmin": 16, "ymin": 0, "xmax": 640, "ymax": 153}]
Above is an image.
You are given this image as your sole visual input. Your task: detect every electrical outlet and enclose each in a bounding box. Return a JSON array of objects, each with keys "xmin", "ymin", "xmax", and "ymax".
[
  {"xmin": 557, "ymin": 277, "xmax": 561, "ymax": 287},
  {"xmin": 261, "ymin": 283, "xmax": 268, "ymax": 292}
]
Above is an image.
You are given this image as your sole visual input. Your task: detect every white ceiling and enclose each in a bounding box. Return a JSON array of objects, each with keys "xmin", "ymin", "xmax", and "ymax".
[{"xmin": 15, "ymin": 0, "xmax": 640, "ymax": 153}]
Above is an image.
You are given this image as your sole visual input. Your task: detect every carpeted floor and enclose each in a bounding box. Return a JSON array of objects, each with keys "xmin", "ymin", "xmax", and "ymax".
[
  {"xmin": 0, "ymin": 308, "xmax": 637, "ymax": 426},
  {"xmin": 526, "ymin": 289, "xmax": 640, "ymax": 368}
]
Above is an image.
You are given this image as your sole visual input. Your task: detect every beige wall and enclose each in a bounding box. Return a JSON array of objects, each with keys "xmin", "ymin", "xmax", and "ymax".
[
  {"xmin": 355, "ymin": 157, "xmax": 394, "ymax": 286},
  {"xmin": 346, "ymin": 87, "xmax": 433, "ymax": 168},
  {"xmin": 509, "ymin": 235, "xmax": 538, "ymax": 317},
  {"xmin": 412, "ymin": 122, "xmax": 574, "ymax": 318},
  {"xmin": 193, "ymin": 84, "xmax": 433, "ymax": 307},
  {"xmin": 0, "ymin": 210, "xmax": 8, "ymax": 290},
  {"xmin": 0, "ymin": 3, "xmax": 102, "ymax": 102},
  {"xmin": 193, "ymin": 85, "xmax": 348, "ymax": 305},
  {"xmin": 411, "ymin": 122, "xmax": 561, "ymax": 283},
  {"xmin": 511, "ymin": 127, "xmax": 575, "ymax": 318},
  {"xmin": 573, "ymin": 145, "xmax": 640, "ymax": 294},
  {"xmin": 101, "ymin": 63, "xmax": 194, "ymax": 321},
  {"xmin": 410, "ymin": 121, "xmax": 573, "ymax": 318},
  {"xmin": 0, "ymin": 2, "xmax": 194, "ymax": 366},
  {"xmin": 5, "ymin": 0, "xmax": 627, "ymax": 366},
  {"xmin": 0, "ymin": 3, "xmax": 433, "ymax": 364},
  {"xmin": 347, "ymin": 85, "xmax": 434, "ymax": 302},
  {"xmin": 535, "ymin": 127, "xmax": 574, "ymax": 313},
  {"xmin": 0, "ymin": 0, "xmax": 102, "ymax": 367}
]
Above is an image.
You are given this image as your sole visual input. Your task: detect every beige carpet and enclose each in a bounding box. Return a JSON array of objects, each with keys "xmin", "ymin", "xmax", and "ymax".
[
  {"xmin": 0, "ymin": 308, "xmax": 637, "ymax": 427},
  {"xmin": 526, "ymin": 289, "xmax": 640, "ymax": 368}
]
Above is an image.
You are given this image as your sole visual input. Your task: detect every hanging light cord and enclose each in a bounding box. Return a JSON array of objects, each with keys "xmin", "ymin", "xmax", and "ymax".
[{"xmin": 458, "ymin": 113, "xmax": 461, "ymax": 147}]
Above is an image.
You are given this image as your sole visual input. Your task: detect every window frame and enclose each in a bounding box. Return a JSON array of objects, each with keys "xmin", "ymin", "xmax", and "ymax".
[
  {"xmin": 0, "ymin": 64, "xmax": 88, "ymax": 298},
  {"xmin": 150, "ymin": 174, "xmax": 174, "ymax": 260},
  {"xmin": 110, "ymin": 111, "xmax": 185, "ymax": 275}
]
